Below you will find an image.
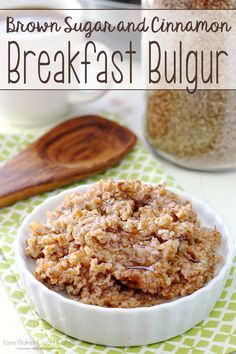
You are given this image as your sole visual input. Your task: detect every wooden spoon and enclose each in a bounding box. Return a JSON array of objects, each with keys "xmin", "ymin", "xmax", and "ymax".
[{"xmin": 0, "ymin": 115, "xmax": 137, "ymax": 208}]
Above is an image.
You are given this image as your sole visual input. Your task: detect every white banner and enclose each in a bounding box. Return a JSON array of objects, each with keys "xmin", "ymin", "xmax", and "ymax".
[{"xmin": 0, "ymin": 9, "xmax": 235, "ymax": 92}]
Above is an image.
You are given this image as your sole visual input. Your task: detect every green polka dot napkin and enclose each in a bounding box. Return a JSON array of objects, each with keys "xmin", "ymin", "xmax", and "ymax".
[{"xmin": 0, "ymin": 116, "xmax": 235, "ymax": 354}]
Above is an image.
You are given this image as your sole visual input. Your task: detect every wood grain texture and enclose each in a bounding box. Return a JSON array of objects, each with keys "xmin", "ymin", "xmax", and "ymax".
[{"xmin": 0, "ymin": 116, "xmax": 137, "ymax": 208}]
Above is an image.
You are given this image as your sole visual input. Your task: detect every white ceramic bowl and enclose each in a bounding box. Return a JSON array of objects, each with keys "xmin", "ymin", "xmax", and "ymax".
[{"xmin": 15, "ymin": 184, "xmax": 234, "ymax": 347}]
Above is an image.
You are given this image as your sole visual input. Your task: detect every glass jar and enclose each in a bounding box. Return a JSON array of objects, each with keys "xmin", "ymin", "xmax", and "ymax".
[{"xmin": 144, "ymin": 0, "xmax": 236, "ymax": 171}]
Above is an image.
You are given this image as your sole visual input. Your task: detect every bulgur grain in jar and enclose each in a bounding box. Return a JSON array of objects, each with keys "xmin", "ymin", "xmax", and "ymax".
[{"xmin": 144, "ymin": 0, "xmax": 236, "ymax": 171}]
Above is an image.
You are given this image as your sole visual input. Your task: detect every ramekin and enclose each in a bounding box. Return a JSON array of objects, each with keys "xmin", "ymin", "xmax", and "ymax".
[{"xmin": 15, "ymin": 184, "xmax": 234, "ymax": 347}]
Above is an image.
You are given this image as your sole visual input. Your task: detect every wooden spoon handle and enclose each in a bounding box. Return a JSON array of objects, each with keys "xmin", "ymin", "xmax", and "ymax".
[
  {"xmin": 0, "ymin": 150, "xmax": 97, "ymax": 208},
  {"xmin": 0, "ymin": 150, "xmax": 48, "ymax": 208}
]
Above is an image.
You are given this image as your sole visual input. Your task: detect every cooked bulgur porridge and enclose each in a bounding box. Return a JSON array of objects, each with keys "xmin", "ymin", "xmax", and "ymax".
[{"xmin": 25, "ymin": 180, "xmax": 221, "ymax": 308}]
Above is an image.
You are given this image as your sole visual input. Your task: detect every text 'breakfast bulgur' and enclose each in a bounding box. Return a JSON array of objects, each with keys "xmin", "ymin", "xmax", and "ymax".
[{"xmin": 26, "ymin": 180, "xmax": 221, "ymax": 308}]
